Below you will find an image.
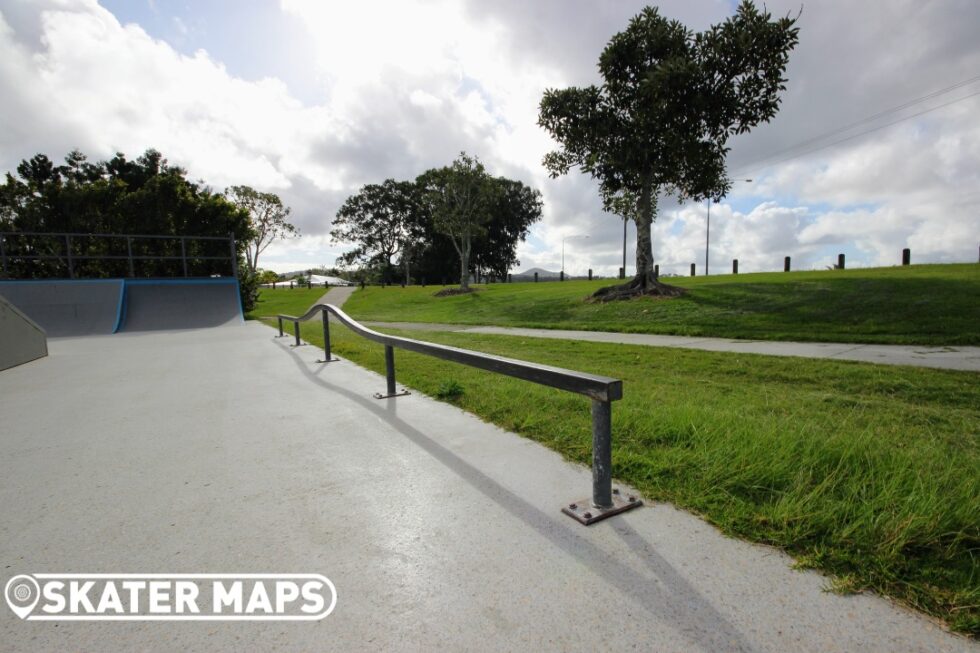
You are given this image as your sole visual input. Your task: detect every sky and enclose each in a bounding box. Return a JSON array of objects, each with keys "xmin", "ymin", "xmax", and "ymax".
[{"xmin": 1, "ymin": 0, "xmax": 978, "ymax": 276}]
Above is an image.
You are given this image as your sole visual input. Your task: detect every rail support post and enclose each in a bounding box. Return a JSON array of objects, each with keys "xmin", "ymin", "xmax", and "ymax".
[
  {"xmin": 277, "ymin": 317, "xmax": 284, "ymax": 337},
  {"xmin": 292, "ymin": 321, "xmax": 302, "ymax": 347},
  {"xmin": 562, "ymin": 399, "xmax": 642, "ymax": 525},
  {"xmin": 317, "ymin": 310, "xmax": 339, "ymax": 363},
  {"xmin": 374, "ymin": 345, "xmax": 410, "ymax": 399}
]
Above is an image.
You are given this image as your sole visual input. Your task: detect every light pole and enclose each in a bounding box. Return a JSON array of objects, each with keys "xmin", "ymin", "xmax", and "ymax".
[
  {"xmin": 706, "ymin": 179, "xmax": 751, "ymax": 276},
  {"xmin": 562, "ymin": 234, "xmax": 590, "ymax": 278}
]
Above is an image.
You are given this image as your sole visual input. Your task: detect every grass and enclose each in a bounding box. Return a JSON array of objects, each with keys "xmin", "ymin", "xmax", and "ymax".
[
  {"xmin": 246, "ymin": 287, "xmax": 327, "ymax": 320},
  {"xmin": 259, "ymin": 313, "xmax": 979, "ymax": 634},
  {"xmin": 249, "ymin": 284, "xmax": 980, "ymax": 632},
  {"xmin": 341, "ymin": 264, "xmax": 980, "ymax": 345}
]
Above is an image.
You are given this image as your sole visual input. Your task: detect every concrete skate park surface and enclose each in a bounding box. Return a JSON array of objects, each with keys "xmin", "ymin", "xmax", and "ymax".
[
  {"xmin": 0, "ymin": 278, "xmax": 242, "ymax": 336},
  {"xmin": 0, "ymin": 323, "xmax": 973, "ymax": 651}
]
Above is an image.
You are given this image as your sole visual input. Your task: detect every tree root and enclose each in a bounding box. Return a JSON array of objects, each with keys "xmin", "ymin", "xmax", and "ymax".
[{"xmin": 587, "ymin": 275, "xmax": 686, "ymax": 302}]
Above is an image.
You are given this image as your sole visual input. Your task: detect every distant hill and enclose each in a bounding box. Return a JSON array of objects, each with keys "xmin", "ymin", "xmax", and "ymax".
[{"xmin": 515, "ymin": 267, "xmax": 560, "ymax": 278}]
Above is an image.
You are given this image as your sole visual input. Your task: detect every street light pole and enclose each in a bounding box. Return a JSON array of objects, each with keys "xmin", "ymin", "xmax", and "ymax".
[
  {"xmin": 562, "ymin": 234, "xmax": 590, "ymax": 278},
  {"xmin": 705, "ymin": 179, "xmax": 752, "ymax": 277},
  {"xmin": 622, "ymin": 218, "xmax": 627, "ymax": 277},
  {"xmin": 705, "ymin": 200, "xmax": 711, "ymax": 276}
]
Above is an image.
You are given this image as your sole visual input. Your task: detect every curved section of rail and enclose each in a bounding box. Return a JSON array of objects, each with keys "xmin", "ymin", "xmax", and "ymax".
[{"xmin": 276, "ymin": 303, "xmax": 640, "ymax": 526}]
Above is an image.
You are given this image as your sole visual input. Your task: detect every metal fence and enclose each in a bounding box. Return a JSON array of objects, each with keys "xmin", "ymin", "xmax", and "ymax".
[
  {"xmin": 277, "ymin": 303, "xmax": 641, "ymax": 526},
  {"xmin": 0, "ymin": 231, "xmax": 238, "ymax": 279}
]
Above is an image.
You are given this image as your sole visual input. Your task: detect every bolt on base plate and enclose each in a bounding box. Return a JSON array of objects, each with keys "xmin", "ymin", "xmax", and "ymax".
[
  {"xmin": 373, "ymin": 389, "xmax": 411, "ymax": 399},
  {"xmin": 562, "ymin": 489, "xmax": 642, "ymax": 525}
]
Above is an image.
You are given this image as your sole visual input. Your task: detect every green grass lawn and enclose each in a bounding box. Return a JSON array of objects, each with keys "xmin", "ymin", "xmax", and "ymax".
[
  {"xmin": 340, "ymin": 264, "xmax": 980, "ymax": 345},
  {"xmin": 247, "ymin": 287, "xmax": 327, "ymax": 320},
  {"xmin": 263, "ymin": 316, "xmax": 980, "ymax": 634}
]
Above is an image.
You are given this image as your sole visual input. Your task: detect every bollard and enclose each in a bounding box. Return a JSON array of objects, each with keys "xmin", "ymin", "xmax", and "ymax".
[
  {"xmin": 690, "ymin": 263, "xmax": 696, "ymax": 277},
  {"xmin": 618, "ymin": 267, "xmax": 624, "ymax": 279},
  {"xmin": 838, "ymin": 253, "xmax": 845, "ymax": 270},
  {"xmin": 902, "ymin": 248, "xmax": 911, "ymax": 266},
  {"xmin": 588, "ymin": 269, "xmax": 593, "ymax": 280},
  {"xmin": 733, "ymin": 259, "xmax": 738, "ymax": 274},
  {"xmin": 290, "ymin": 281, "xmax": 294, "ymax": 289},
  {"xmin": 534, "ymin": 272, "xmax": 538, "ymax": 283},
  {"xmin": 560, "ymin": 270, "xmax": 564, "ymax": 282},
  {"xmin": 507, "ymin": 273, "xmax": 512, "ymax": 283},
  {"xmin": 784, "ymin": 256, "xmax": 791, "ymax": 272},
  {"xmin": 654, "ymin": 264, "xmax": 659, "ymax": 278}
]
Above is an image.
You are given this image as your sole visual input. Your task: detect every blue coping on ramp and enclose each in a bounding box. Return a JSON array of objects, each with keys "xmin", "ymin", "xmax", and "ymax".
[
  {"xmin": 0, "ymin": 279, "xmax": 124, "ymax": 337},
  {"xmin": 0, "ymin": 278, "xmax": 243, "ymax": 336},
  {"xmin": 117, "ymin": 278, "xmax": 244, "ymax": 332}
]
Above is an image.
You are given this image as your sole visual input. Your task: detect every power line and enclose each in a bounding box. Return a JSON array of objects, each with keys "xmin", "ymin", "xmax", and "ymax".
[
  {"xmin": 731, "ymin": 73, "xmax": 980, "ymax": 172},
  {"xmin": 731, "ymin": 88, "xmax": 980, "ymax": 177}
]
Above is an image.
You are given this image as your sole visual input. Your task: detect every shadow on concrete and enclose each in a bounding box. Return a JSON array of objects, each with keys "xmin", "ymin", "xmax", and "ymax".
[{"xmin": 272, "ymin": 335, "xmax": 756, "ymax": 652}]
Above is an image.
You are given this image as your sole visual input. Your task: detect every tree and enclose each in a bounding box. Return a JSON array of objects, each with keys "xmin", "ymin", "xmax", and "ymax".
[
  {"xmin": 226, "ymin": 185, "xmax": 297, "ymax": 275},
  {"xmin": 0, "ymin": 148, "xmax": 258, "ymax": 307},
  {"xmin": 257, "ymin": 269, "xmax": 279, "ymax": 284},
  {"xmin": 416, "ymin": 153, "xmax": 497, "ymax": 291},
  {"xmin": 539, "ymin": 2, "xmax": 799, "ymax": 300},
  {"xmin": 330, "ymin": 179, "xmax": 424, "ymax": 285},
  {"xmin": 472, "ymin": 178, "xmax": 542, "ymax": 280}
]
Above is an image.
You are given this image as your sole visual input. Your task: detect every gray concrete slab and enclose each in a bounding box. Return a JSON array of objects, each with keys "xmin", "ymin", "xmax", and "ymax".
[
  {"xmin": 363, "ymin": 322, "xmax": 980, "ymax": 372},
  {"xmin": 0, "ymin": 323, "xmax": 974, "ymax": 651},
  {"xmin": 316, "ymin": 284, "xmax": 357, "ymax": 307}
]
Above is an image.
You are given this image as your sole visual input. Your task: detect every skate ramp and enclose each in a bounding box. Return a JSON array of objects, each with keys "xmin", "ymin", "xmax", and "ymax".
[
  {"xmin": 0, "ymin": 279, "xmax": 123, "ymax": 337},
  {"xmin": 118, "ymin": 278, "xmax": 243, "ymax": 332},
  {"xmin": 0, "ymin": 292, "xmax": 48, "ymax": 370}
]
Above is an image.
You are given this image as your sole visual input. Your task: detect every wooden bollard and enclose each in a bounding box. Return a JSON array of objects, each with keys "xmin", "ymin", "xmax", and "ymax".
[
  {"xmin": 534, "ymin": 272, "xmax": 538, "ymax": 283},
  {"xmin": 733, "ymin": 259, "xmax": 738, "ymax": 274},
  {"xmin": 838, "ymin": 253, "xmax": 845, "ymax": 269},
  {"xmin": 784, "ymin": 256, "xmax": 791, "ymax": 272},
  {"xmin": 902, "ymin": 248, "xmax": 911, "ymax": 266},
  {"xmin": 654, "ymin": 264, "xmax": 659, "ymax": 278},
  {"xmin": 690, "ymin": 263, "xmax": 696, "ymax": 277},
  {"xmin": 588, "ymin": 269, "xmax": 593, "ymax": 280}
]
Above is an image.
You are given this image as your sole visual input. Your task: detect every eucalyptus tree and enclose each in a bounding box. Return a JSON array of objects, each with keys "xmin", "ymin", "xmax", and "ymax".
[
  {"xmin": 416, "ymin": 153, "xmax": 497, "ymax": 291},
  {"xmin": 539, "ymin": 1, "xmax": 799, "ymax": 300},
  {"xmin": 226, "ymin": 185, "xmax": 298, "ymax": 275}
]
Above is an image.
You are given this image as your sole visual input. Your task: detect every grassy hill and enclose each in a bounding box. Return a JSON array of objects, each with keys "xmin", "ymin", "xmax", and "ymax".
[{"xmin": 342, "ymin": 264, "xmax": 980, "ymax": 345}]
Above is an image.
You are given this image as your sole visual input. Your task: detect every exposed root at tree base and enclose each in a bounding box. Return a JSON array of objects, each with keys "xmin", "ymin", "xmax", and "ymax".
[
  {"xmin": 434, "ymin": 287, "xmax": 477, "ymax": 297},
  {"xmin": 587, "ymin": 276, "xmax": 686, "ymax": 302}
]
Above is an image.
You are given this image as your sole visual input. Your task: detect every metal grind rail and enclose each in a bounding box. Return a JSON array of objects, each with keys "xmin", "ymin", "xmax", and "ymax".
[{"xmin": 277, "ymin": 303, "xmax": 641, "ymax": 526}]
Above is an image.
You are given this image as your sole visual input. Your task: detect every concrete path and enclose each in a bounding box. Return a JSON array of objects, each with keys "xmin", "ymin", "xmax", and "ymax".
[
  {"xmin": 316, "ymin": 284, "xmax": 357, "ymax": 307},
  {"xmin": 1, "ymin": 323, "xmax": 974, "ymax": 651},
  {"xmin": 362, "ymin": 322, "xmax": 980, "ymax": 372}
]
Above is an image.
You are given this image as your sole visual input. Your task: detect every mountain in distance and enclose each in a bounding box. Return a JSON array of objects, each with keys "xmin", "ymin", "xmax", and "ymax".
[{"xmin": 515, "ymin": 267, "xmax": 560, "ymax": 278}]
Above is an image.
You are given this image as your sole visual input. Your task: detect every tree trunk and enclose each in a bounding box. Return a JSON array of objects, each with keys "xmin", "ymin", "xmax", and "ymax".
[
  {"xmin": 635, "ymin": 184, "xmax": 655, "ymax": 288},
  {"xmin": 589, "ymin": 182, "xmax": 685, "ymax": 302},
  {"xmin": 459, "ymin": 238, "xmax": 470, "ymax": 290}
]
